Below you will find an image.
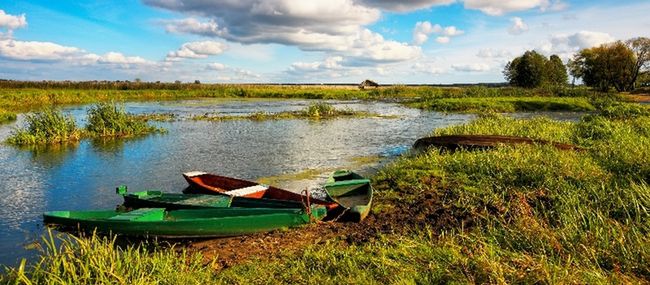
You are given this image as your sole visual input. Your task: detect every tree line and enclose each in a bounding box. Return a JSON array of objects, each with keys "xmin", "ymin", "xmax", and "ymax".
[{"xmin": 504, "ymin": 37, "xmax": 649, "ymax": 92}]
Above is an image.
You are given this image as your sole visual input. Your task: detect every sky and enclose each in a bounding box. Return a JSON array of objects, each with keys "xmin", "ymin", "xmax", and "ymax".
[{"xmin": 0, "ymin": 0, "xmax": 648, "ymax": 84}]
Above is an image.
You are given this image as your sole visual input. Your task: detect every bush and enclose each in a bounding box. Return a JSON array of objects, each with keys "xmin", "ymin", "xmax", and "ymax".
[{"xmin": 86, "ymin": 102, "xmax": 162, "ymax": 137}]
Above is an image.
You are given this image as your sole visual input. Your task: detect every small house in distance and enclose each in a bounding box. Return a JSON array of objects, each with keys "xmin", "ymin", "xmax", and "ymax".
[{"xmin": 358, "ymin": 79, "xmax": 379, "ymax": 90}]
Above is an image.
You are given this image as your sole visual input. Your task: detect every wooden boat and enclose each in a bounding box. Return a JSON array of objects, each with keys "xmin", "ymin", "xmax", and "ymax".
[
  {"xmin": 117, "ymin": 186, "xmax": 307, "ymax": 210},
  {"xmin": 324, "ymin": 170, "xmax": 373, "ymax": 222},
  {"xmin": 182, "ymin": 171, "xmax": 338, "ymax": 210},
  {"xmin": 43, "ymin": 206, "xmax": 326, "ymax": 238},
  {"xmin": 413, "ymin": 135, "xmax": 584, "ymax": 152}
]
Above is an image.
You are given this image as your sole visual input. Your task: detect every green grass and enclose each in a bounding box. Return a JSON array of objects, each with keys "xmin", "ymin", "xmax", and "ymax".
[
  {"xmin": 409, "ymin": 96, "xmax": 597, "ymax": 113},
  {"xmin": 0, "ymin": 230, "xmax": 218, "ymax": 285},
  {"xmin": 192, "ymin": 102, "xmax": 385, "ymax": 121},
  {"xmin": 85, "ymin": 103, "xmax": 164, "ymax": 138},
  {"xmin": 6, "ymin": 108, "xmax": 81, "ymax": 145}
]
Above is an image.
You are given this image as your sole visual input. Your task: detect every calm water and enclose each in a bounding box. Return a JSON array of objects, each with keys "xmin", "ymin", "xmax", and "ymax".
[{"xmin": 0, "ymin": 99, "xmax": 475, "ymax": 266}]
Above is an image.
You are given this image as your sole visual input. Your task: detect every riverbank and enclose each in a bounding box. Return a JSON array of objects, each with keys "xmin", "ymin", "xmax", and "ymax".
[{"xmin": 3, "ymin": 102, "xmax": 648, "ymax": 283}]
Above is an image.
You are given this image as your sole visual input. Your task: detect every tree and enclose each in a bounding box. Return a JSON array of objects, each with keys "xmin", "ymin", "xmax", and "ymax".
[
  {"xmin": 546, "ymin": 55, "xmax": 568, "ymax": 85},
  {"xmin": 625, "ymin": 37, "xmax": 650, "ymax": 90},
  {"xmin": 570, "ymin": 41, "xmax": 636, "ymax": 92},
  {"xmin": 504, "ymin": 50, "xmax": 566, "ymax": 88}
]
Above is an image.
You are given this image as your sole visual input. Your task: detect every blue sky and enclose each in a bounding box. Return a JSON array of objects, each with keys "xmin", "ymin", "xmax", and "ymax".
[{"xmin": 0, "ymin": 0, "xmax": 648, "ymax": 83}]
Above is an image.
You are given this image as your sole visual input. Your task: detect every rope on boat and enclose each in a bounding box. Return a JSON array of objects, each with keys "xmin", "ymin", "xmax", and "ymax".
[{"xmin": 301, "ymin": 188, "xmax": 313, "ymax": 221}]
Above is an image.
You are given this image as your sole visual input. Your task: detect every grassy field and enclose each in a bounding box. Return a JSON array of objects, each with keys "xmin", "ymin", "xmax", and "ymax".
[
  {"xmin": 407, "ymin": 96, "xmax": 597, "ymax": 113},
  {"xmin": 3, "ymin": 102, "xmax": 649, "ymax": 284}
]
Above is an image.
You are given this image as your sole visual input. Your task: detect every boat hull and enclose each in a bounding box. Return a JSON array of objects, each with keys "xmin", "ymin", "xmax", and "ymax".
[
  {"xmin": 122, "ymin": 190, "xmax": 307, "ymax": 210},
  {"xmin": 44, "ymin": 207, "xmax": 326, "ymax": 238},
  {"xmin": 324, "ymin": 170, "xmax": 373, "ymax": 222}
]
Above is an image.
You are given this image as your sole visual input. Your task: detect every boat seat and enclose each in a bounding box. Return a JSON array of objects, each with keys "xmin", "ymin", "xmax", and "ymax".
[
  {"xmin": 225, "ymin": 185, "xmax": 269, "ymax": 197},
  {"xmin": 326, "ymin": 179, "xmax": 370, "ymax": 187},
  {"xmin": 109, "ymin": 208, "xmax": 165, "ymax": 221}
]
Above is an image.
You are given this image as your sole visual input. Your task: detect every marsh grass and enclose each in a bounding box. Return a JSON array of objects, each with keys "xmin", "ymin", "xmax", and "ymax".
[
  {"xmin": 192, "ymin": 102, "xmax": 383, "ymax": 122},
  {"xmin": 6, "ymin": 103, "xmax": 164, "ymax": 146},
  {"xmin": 0, "ymin": 230, "xmax": 217, "ymax": 285},
  {"xmin": 6, "ymin": 109, "xmax": 81, "ymax": 146},
  {"xmin": 409, "ymin": 96, "xmax": 596, "ymax": 113}
]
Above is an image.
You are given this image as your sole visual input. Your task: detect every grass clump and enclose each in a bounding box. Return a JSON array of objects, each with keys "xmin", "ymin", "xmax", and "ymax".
[
  {"xmin": 85, "ymin": 103, "xmax": 163, "ymax": 138},
  {"xmin": 6, "ymin": 108, "xmax": 81, "ymax": 146},
  {"xmin": 0, "ymin": 231, "xmax": 217, "ymax": 284}
]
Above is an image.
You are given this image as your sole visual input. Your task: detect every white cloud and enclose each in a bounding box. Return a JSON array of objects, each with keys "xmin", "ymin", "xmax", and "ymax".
[
  {"xmin": 0, "ymin": 39, "xmax": 82, "ymax": 61},
  {"xmin": 464, "ymin": 0, "xmax": 566, "ymax": 16},
  {"xmin": 508, "ymin": 17, "xmax": 528, "ymax": 35},
  {"xmin": 539, "ymin": 31, "xmax": 615, "ymax": 57},
  {"xmin": 452, "ymin": 63, "xmax": 491, "ymax": 72},
  {"xmin": 413, "ymin": 21, "xmax": 463, "ymax": 45},
  {"xmin": 0, "ymin": 10, "xmax": 27, "ymax": 31},
  {"xmin": 477, "ymin": 48, "xmax": 512, "ymax": 59},
  {"xmin": 166, "ymin": 41, "xmax": 228, "ymax": 61},
  {"xmin": 358, "ymin": 0, "xmax": 455, "ymax": 12},
  {"xmin": 436, "ymin": 36, "xmax": 450, "ymax": 44},
  {"xmin": 206, "ymin": 62, "xmax": 226, "ymax": 70},
  {"xmin": 288, "ymin": 56, "xmax": 343, "ymax": 73},
  {"xmin": 147, "ymin": 0, "xmax": 420, "ymax": 65},
  {"xmin": 98, "ymin": 52, "xmax": 148, "ymax": 65}
]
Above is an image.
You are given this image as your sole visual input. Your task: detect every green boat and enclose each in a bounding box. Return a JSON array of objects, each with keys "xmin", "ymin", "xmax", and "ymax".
[
  {"xmin": 43, "ymin": 206, "xmax": 326, "ymax": 238},
  {"xmin": 117, "ymin": 186, "xmax": 307, "ymax": 210},
  {"xmin": 324, "ymin": 170, "xmax": 373, "ymax": 222}
]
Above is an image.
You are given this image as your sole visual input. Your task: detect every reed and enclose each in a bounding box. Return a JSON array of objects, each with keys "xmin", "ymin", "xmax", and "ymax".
[
  {"xmin": 6, "ymin": 108, "xmax": 81, "ymax": 145},
  {"xmin": 85, "ymin": 103, "xmax": 163, "ymax": 137}
]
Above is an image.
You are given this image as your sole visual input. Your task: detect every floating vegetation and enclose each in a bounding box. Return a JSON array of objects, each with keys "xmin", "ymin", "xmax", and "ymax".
[
  {"xmin": 192, "ymin": 102, "xmax": 391, "ymax": 121},
  {"xmin": 85, "ymin": 103, "xmax": 164, "ymax": 138},
  {"xmin": 6, "ymin": 108, "xmax": 81, "ymax": 146},
  {"xmin": 132, "ymin": 112, "xmax": 178, "ymax": 122}
]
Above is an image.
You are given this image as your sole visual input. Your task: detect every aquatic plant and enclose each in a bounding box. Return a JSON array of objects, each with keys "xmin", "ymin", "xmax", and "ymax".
[
  {"xmin": 85, "ymin": 102, "xmax": 163, "ymax": 137},
  {"xmin": 6, "ymin": 108, "xmax": 81, "ymax": 145}
]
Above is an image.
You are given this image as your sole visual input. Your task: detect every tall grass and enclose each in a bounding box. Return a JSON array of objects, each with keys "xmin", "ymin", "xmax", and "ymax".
[
  {"xmin": 0, "ymin": 230, "xmax": 217, "ymax": 284},
  {"xmin": 85, "ymin": 103, "xmax": 163, "ymax": 137},
  {"xmin": 6, "ymin": 109, "xmax": 81, "ymax": 145},
  {"xmin": 192, "ymin": 102, "xmax": 378, "ymax": 121}
]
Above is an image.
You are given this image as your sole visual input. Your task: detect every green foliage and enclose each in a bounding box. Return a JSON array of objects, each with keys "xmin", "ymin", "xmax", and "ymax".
[
  {"xmin": 6, "ymin": 108, "xmax": 81, "ymax": 145},
  {"xmin": 1, "ymin": 230, "xmax": 217, "ymax": 284},
  {"xmin": 85, "ymin": 103, "xmax": 162, "ymax": 137},
  {"xmin": 504, "ymin": 50, "xmax": 566, "ymax": 88}
]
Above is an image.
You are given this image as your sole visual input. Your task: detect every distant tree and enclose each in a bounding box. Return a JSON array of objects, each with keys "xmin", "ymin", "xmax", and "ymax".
[
  {"xmin": 546, "ymin": 55, "xmax": 568, "ymax": 85},
  {"xmin": 570, "ymin": 41, "xmax": 636, "ymax": 92},
  {"xmin": 194, "ymin": 80, "xmax": 201, "ymax": 84},
  {"xmin": 134, "ymin": 78, "xmax": 142, "ymax": 83},
  {"xmin": 174, "ymin": 80, "xmax": 182, "ymax": 84},
  {"xmin": 504, "ymin": 50, "xmax": 563, "ymax": 88}
]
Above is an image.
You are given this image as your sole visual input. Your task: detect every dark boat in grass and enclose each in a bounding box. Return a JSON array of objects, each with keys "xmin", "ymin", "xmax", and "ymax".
[
  {"xmin": 182, "ymin": 171, "xmax": 338, "ymax": 210},
  {"xmin": 324, "ymin": 170, "xmax": 373, "ymax": 222},
  {"xmin": 413, "ymin": 135, "xmax": 584, "ymax": 152},
  {"xmin": 43, "ymin": 206, "xmax": 326, "ymax": 238},
  {"xmin": 117, "ymin": 186, "xmax": 307, "ymax": 210}
]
